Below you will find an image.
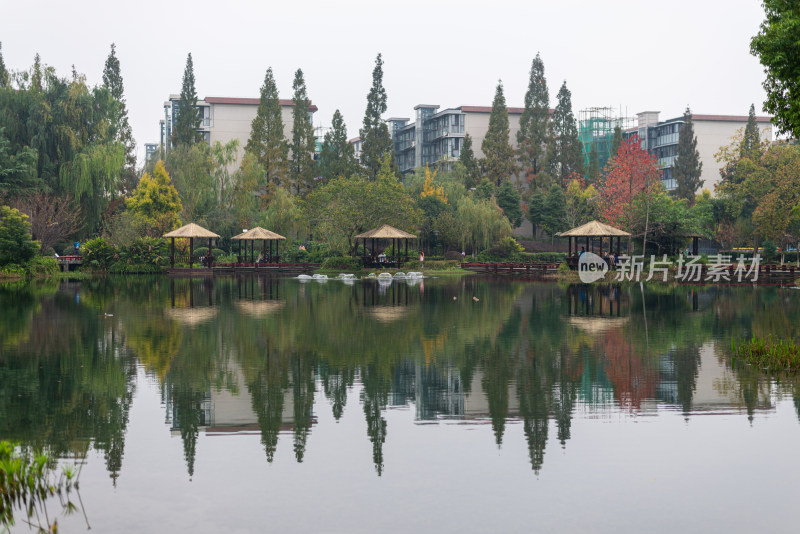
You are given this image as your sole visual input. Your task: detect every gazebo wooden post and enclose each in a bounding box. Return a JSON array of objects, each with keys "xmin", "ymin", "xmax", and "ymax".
[
  {"xmin": 170, "ymin": 238, "xmax": 175, "ymax": 268},
  {"xmin": 405, "ymin": 239, "xmax": 408, "ymax": 261},
  {"xmin": 616, "ymin": 236, "xmax": 620, "ymax": 256},
  {"xmin": 693, "ymin": 236, "xmax": 699, "ymax": 255},
  {"xmin": 208, "ymin": 238, "xmax": 213, "ymax": 268},
  {"xmin": 600, "ymin": 236, "xmax": 604, "ymax": 256},
  {"xmin": 585, "ymin": 236, "xmax": 589, "ymax": 254},
  {"xmin": 189, "ymin": 238, "xmax": 194, "ymax": 269},
  {"xmin": 262, "ymin": 240, "xmax": 266, "ymax": 263}
]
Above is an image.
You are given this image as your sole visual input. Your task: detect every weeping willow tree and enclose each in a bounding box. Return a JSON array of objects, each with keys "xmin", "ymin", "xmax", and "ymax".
[
  {"xmin": 59, "ymin": 142, "xmax": 124, "ymax": 233},
  {"xmin": 0, "ymin": 55, "xmax": 126, "ymax": 234},
  {"xmin": 260, "ymin": 186, "xmax": 305, "ymax": 239},
  {"xmin": 456, "ymin": 196, "xmax": 512, "ymax": 255}
]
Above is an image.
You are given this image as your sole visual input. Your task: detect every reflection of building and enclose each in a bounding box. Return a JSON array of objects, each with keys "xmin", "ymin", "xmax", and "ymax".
[
  {"xmin": 164, "ymin": 362, "xmax": 303, "ymax": 435},
  {"xmin": 658, "ymin": 342, "xmax": 773, "ymax": 414}
]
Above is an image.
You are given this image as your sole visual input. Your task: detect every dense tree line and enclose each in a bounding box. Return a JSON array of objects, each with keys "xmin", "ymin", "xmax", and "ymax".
[{"xmin": 2, "ymin": 44, "xmax": 798, "ymax": 266}]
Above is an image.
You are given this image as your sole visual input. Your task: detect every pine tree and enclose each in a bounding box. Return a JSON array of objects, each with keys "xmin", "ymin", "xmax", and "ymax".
[
  {"xmin": 542, "ymin": 183, "xmax": 567, "ymax": 239},
  {"xmin": 527, "ymin": 189, "xmax": 546, "ymax": 236},
  {"xmin": 548, "ymin": 81, "xmax": 584, "ymax": 185},
  {"xmin": 246, "ymin": 67, "xmax": 288, "ymax": 187},
  {"xmin": 496, "ymin": 180, "xmax": 523, "ymax": 227},
  {"xmin": 741, "ymin": 103, "xmax": 762, "ymax": 160},
  {"xmin": 517, "ymin": 52, "xmax": 550, "ymax": 187},
  {"xmin": 102, "ymin": 43, "xmax": 137, "ymax": 194},
  {"xmin": 0, "ymin": 42, "xmax": 8, "ymax": 88},
  {"xmin": 359, "ymin": 54, "xmax": 395, "ymax": 179},
  {"xmin": 173, "ymin": 53, "xmax": 202, "ymax": 147},
  {"xmin": 482, "ymin": 80, "xmax": 516, "ymax": 186},
  {"xmin": 31, "ymin": 53, "xmax": 42, "ymax": 91},
  {"xmin": 458, "ymin": 133, "xmax": 480, "ymax": 188},
  {"xmin": 289, "ymin": 68, "xmax": 316, "ymax": 195},
  {"xmin": 673, "ymin": 107, "xmax": 703, "ymax": 205},
  {"xmin": 319, "ymin": 109, "xmax": 359, "ymax": 181}
]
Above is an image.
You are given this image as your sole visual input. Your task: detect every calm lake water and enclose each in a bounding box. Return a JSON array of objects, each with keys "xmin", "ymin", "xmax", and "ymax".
[{"xmin": 2, "ymin": 275, "xmax": 800, "ymax": 533}]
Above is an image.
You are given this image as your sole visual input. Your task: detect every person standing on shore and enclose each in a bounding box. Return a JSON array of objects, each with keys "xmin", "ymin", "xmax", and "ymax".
[{"xmin": 419, "ymin": 251, "xmax": 424, "ymax": 269}]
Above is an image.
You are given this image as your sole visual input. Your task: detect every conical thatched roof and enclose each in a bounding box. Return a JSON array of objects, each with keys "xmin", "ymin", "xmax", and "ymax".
[
  {"xmin": 231, "ymin": 226, "xmax": 286, "ymax": 241},
  {"xmin": 355, "ymin": 224, "xmax": 417, "ymax": 240},
  {"xmin": 163, "ymin": 223, "xmax": 220, "ymax": 239},
  {"xmin": 558, "ymin": 220, "xmax": 630, "ymax": 237}
]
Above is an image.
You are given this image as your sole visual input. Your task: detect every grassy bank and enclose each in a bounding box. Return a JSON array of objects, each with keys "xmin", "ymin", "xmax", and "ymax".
[{"xmin": 733, "ymin": 336, "xmax": 800, "ymax": 372}]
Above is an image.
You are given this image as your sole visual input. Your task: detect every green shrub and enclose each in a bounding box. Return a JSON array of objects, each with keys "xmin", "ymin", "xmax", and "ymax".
[
  {"xmin": 25, "ymin": 256, "xmax": 59, "ymax": 277},
  {"xmin": 108, "ymin": 262, "xmax": 164, "ymax": 274},
  {"xmin": 520, "ymin": 252, "xmax": 567, "ymax": 263},
  {"xmin": 120, "ymin": 237, "xmax": 169, "ymax": 267},
  {"xmin": 0, "ymin": 263, "xmax": 25, "ymax": 277},
  {"xmin": 321, "ymin": 256, "xmax": 362, "ymax": 271},
  {"xmin": 557, "ymin": 261, "xmax": 570, "ymax": 274},
  {"xmin": 82, "ymin": 237, "xmax": 119, "ymax": 270},
  {"xmin": 0, "ymin": 206, "xmax": 39, "ymax": 267}
]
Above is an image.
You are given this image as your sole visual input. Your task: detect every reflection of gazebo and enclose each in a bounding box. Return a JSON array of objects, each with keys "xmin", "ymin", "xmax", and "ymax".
[
  {"xmin": 232, "ymin": 227, "xmax": 286, "ymax": 264},
  {"xmin": 559, "ymin": 220, "xmax": 630, "ymax": 268},
  {"xmin": 235, "ymin": 300, "xmax": 286, "ymax": 317},
  {"xmin": 355, "ymin": 224, "xmax": 417, "ymax": 265},
  {"xmin": 164, "ymin": 223, "xmax": 221, "ymax": 269},
  {"xmin": 164, "ymin": 306, "xmax": 218, "ymax": 326},
  {"xmin": 567, "ymin": 316, "xmax": 629, "ymax": 335}
]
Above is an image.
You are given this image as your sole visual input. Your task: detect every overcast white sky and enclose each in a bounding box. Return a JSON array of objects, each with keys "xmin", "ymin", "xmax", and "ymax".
[{"xmin": 2, "ymin": 0, "xmax": 769, "ymax": 163}]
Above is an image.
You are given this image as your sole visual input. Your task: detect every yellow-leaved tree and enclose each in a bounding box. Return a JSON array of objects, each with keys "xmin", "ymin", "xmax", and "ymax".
[
  {"xmin": 420, "ymin": 164, "xmax": 448, "ymax": 204},
  {"xmin": 126, "ymin": 160, "xmax": 183, "ymax": 237}
]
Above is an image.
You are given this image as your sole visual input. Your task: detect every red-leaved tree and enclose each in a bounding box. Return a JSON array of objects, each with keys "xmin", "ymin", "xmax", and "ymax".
[{"xmin": 600, "ymin": 135, "xmax": 661, "ymax": 250}]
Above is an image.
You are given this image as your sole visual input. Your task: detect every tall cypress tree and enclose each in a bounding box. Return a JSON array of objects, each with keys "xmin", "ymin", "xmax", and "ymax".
[
  {"xmin": 610, "ymin": 126, "xmax": 623, "ymax": 160},
  {"xmin": 0, "ymin": 42, "xmax": 8, "ymax": 88},
  {"xmin": 741, "ymin": 103, "xmax": 762, "ymax": 160},
  {"xmin": 102, "ymin": 43, "xmax": 137, "ymax": 194},
  {"xmin": 482, "ymin": 80, "xmax": 516, "ymax": 186},
  {"xmin": 173, "ymin": 53, "xmax": 202, "ymax": 147},
  {"xmin": 673, "ymin": 107, "xmax": 703, "ymax": 205},
  {"xmin": 458, "ymin": 133, "xmax": 480, "ymax": 188},
  {"xmin": 289, "ymin": 68, "xmax": 316, "ymax": 195},
  {"xmin": 587, "ymin": 144, "xmax": 600, "ymax": 185},
  {"xmin": 246, "ymin": 67, "xmax": 288, "ymax": 187},
  {"xmin": 319, "ymin": 109, "xmax": 359, "ymax": 181},
  {"xmin": 517, "ymin": 52, "xmax": 550, "ymax": 187},
  {"xmin": 359, "ymin": 53, "xmax": 394, "ymax": 179},
  {"xmin": 548, "ymin": 81, "xmax": 584, "ymax": 185}
]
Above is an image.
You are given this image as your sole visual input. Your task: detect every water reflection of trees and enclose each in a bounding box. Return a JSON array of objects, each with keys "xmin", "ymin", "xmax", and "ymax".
[
  {"xmin": 0, "ymin": 280, "xmax": 136, "ymax": 484},
  {"xmin": 4, "ymin": 277, "xmax": 800, "ymax": 481}
]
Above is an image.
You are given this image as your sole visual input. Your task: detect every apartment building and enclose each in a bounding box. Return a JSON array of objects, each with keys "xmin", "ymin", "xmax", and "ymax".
[
  {"xmin": 626, "ymin": 111, "xmax": 773, "ymax": 192},
  {"xmin": 155, "ymin": 95, "xmax": 318, "ymax": 167},
  {"xmin": 387, "ymin": 104, "xmax": 526, "ymax": 175}
]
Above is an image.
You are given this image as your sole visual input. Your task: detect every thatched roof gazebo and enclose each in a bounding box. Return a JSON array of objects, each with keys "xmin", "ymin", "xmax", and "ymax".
[
  {"xmin": 558, "ymin": 220, "xmax": 630, "ymax": 268},
  {"xmin": 231, "ymin": 226, "xmax": 286, "ymax": 264},
  {"xmin": 164, "ymin": 223, "xmax": 220, "ymax": 269},
  {"xmin": 354, "ymin": 224, "xmax": 418, "ymax": 265}
]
